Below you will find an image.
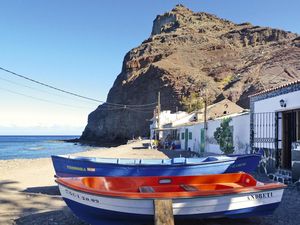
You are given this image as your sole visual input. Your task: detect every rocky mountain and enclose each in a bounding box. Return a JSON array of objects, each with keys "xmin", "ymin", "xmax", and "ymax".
[{"xmin": 81, "ymin": 4, "xmax": 300, "ymax": 144}]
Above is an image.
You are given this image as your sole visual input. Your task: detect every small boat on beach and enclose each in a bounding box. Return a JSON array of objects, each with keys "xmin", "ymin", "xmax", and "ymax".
[
  {"xmin": 51, "ymin": 153, "xmax": 261, "ymax": 177},
  {"xmin": 56, "ymin": 172, "xmax": 285, "ymax": 225}
]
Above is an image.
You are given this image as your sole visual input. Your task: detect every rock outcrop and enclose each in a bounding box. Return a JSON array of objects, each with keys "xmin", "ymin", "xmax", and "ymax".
[{"xmin": 81, "ymin": 4, "xmax": 300, "ymax": 144}]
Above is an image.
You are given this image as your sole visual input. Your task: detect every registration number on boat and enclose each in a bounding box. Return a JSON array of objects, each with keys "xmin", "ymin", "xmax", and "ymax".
[
  {"xmin": 247, "ymin": 192, "xmax": 273, "ymax": 200},
  {"xmin": 65, "ymin": 188, "xmax": 100, "ymax": 204}
]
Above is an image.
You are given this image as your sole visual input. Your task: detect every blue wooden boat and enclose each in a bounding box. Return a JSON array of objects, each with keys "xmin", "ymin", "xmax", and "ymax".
[{"xmin": 51, "ymin": 153, "xmax": 261, "ymax": 177}]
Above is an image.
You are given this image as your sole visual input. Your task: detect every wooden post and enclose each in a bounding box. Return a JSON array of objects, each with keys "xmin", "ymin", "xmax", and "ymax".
[
  {"xmin": 154, "ymin": 199, "xmax": 174, "ymax": 225},
  {"xmin": 203, "ymin": 89, "xmax": 208, "ymax": 153},
  {"xmin": 204, "ymin": 99, "xmax": 207, "ymax": 130}
]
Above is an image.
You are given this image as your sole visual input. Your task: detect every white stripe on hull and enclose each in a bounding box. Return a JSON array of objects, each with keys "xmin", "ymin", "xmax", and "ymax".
[{"xmin": 58, "ymin": 184, "xmax": 283, "ymax": 216}]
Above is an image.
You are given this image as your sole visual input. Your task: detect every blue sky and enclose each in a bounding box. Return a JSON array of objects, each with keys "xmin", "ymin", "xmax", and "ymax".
[{"xmin": 0, "ymin": 0, "xmax": 299, "ymax": 135}]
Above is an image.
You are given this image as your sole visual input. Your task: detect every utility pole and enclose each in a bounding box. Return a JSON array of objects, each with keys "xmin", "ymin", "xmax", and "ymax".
[
  {"xmin": 203, "ymin": 88, "xmax": 208, "ymax": 153},
  {"xmin": 157, "ymin": 91, "xmax": 161, "ymax": 140},
  {"xmin": 203, "ymin": 91, "xmax": 207, "ymax": 130}
]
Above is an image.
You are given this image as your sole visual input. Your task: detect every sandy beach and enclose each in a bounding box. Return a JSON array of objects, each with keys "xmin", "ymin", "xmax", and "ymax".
[{"xmin": 1, "ymin": 140, "xmax": 300, "ymax": 225}]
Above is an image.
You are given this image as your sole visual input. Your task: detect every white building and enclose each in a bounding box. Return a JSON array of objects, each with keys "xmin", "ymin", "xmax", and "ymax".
[
  {"xmin": 249, "ymin": 80, "xmax": 300, "ymax": 175},
  {"xmin": 150, "ymin": 99, "xmax": 250, "ymax": 155},
  {"xmin": 150, "ymin": 110, "xmax": 192, "ymax": 140},
  {"xmin": 175, "ymin": 112, "xmax": 250, "ymax": 155}
]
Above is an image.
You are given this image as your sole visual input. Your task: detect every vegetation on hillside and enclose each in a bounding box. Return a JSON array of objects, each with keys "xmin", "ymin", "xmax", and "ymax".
[{"xmin": 181, "ymin": 92, "xmax": 204, "ymax": 113}]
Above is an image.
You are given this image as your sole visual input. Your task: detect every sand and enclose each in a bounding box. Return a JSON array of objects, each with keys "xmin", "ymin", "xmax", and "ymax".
[{"xmin": 0, "ymin": 140, "xmax": 176, "ymax": 225}]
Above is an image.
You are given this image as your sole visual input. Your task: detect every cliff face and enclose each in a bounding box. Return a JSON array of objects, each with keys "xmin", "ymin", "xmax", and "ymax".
[{"xmin": 81, "ymin": 5, "xmax": 300, "ymax": 143}]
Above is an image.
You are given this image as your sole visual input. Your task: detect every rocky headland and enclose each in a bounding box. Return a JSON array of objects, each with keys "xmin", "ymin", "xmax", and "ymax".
[{"xmin": 81, "ymin": 4, "xmax": 300, "ymax": 144}]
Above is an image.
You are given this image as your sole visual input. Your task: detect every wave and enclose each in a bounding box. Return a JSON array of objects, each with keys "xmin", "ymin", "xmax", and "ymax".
[{"xmin": 27, "ymin": 146, "xmax": 45, "ymax": 151}]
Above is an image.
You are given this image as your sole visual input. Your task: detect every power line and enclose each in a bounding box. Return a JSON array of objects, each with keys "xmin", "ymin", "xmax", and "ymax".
[
  {"xmin": 0, "ymin": 86, "xmax": 145, "ymax": 111},
  {"xmin": 0, "ymin": 76, "xmax": 157, "ymax": 109},
  {"xmin": 99, "ymin": 104, "xmax": 129, "ymax": 111},
  {"xmin": 0, "ymin": 86, "xmax": 127, "ymax": 111},
  {"xmin": 0, "ymin": 66, "xmax": 157, "ymax": 107},
  {"xmin": 125, "ymin": 108, "xmax": 155, "ymax": 113},
  {"xmin": 0, "ymin": 86, "xmax": 92, "ymax": 109},
  {"xmin": 0, "ymin": 76, "xmax": 96, "ymax": 105},
  {"xmin": 99, "ymin": 104, "xmax": 156, "ymax": 112}
]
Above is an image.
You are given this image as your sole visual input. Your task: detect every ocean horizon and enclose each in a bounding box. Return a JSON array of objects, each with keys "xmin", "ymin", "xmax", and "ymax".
[{"xmin": 0, "ymin": 135, "xmax": 94, "ymax": 160}]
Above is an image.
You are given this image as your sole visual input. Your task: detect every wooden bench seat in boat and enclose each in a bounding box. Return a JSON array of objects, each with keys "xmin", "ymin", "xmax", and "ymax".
[
  {"xmin": 180, "ymin": 184, "xmax": 198, "ymax": 192},
  {"xmin": 218, "ymin": 182, "xmax": 243, "ymax": 188},
  {"xmin": 139, "ymin": 186, "xmax": 155, "ymax": 193}
]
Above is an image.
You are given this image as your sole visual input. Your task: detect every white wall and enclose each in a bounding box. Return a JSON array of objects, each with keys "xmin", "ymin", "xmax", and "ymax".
[
  {"xmin": 150, "ymin": 111, "xmax": 189, "ymax": 139},
  {"xmin": 205, "ymin": 120, "xmax": 222, "ymax": 154},
  {"xmin": 254, "ymin": 90, "xmax": 300, "ymax": 113},
  {"xmin": 232, "ymin": 114, "xmax": 251, "ymax": 154},
  {"xmin": 189, "ymin": 124, "xmax": 202, "ymax": 152},
  {"xmin": 176, "ymin": 113, "xmax": 250, "ymax": 155},
  {"xmin": 206, "ymin": 113, "xmax": 250, "ymax": 154},
  {"xmin": 177, "ymin": 124, "xmax": 202, "ymax": 152}
]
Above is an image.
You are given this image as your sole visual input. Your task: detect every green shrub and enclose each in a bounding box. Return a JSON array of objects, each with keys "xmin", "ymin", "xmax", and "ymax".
[{"xmin": 214, "ymin": 118, "xmax": 234, "ymax": 154}]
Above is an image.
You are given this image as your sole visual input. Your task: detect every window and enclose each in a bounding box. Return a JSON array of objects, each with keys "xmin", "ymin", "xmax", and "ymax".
[
  {"xmin": 173, "ymin": 130, "xmax": 177, "ymax": 140},
  {"xmin": 189, "ymin": 132, "xmax": 192, "ymax": 140},
  {"xmin": 181, "ymin": 133, "xmax": 184, "ymax": 140}
]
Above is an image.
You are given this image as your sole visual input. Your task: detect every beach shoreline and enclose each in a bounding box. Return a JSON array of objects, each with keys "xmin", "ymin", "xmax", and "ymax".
[{"xmin": 63, "ymin": 137, "xmax": 126, "ymax": 148}]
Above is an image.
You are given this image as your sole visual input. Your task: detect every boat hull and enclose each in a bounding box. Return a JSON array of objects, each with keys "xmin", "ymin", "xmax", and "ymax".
[
  {"xmin": 58, "ymin": 183, "xmax": 283, "ymax": 225},
  {"xmin": 225, "ymin": 154, "xmax": 261, "ymax": 173},
  {"xmin": 52, "ymin": 154, "xmax": 260, "ymax": 177}
]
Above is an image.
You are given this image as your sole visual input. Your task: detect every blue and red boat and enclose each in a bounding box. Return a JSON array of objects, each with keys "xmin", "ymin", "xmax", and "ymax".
[
  {"xmin": 56, "ymin": 172, "xmax": 285, "ymax": 225},
  {"xmin": 51, "ymin": 153, "xmax": 261, "ymax": 177}
]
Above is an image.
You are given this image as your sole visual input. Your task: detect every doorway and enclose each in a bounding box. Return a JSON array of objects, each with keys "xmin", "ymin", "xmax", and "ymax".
[
  {"xmin": 200, "ymin": 128, "xmax": 205, "ymax": 153},
  {"xmin": 282, "ymin": 110, "xmax": 300, "ymax": 169},
  {"xmin": 185, "ymin": 129, "xmax": 188, "ymax": 151}
]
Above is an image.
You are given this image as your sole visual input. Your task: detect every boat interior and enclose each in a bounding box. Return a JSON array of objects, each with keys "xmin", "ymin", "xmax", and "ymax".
[
  {"xmin": 80, "ymin": 173, "xmax": 257, "ymax": 193},
  {"xmin": 56, "ymin": 172, "xmax": 285, "ymax": 198},
  {"xmin": 61, "ymin": 155, "xmax": 233, "ymax": 165}
]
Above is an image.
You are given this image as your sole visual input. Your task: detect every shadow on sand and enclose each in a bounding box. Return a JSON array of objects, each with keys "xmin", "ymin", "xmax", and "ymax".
[
  {"xmin": 159, "ymin": 149, "xmax": 197, "ymax": 158},
  {"xmin": 0, "ymin": 180, "xmax": 64, "ymax": 224},
  {"xmin": 132, "ymin": 147, "xmax": 148, "ymax": 150},
  {"xmin": 14, "ymin": 207, "xmax": 88, "ymax": 225},
  {"xmin": 22, "ymin": 185, "xmax": 60, "ymax": 195}
]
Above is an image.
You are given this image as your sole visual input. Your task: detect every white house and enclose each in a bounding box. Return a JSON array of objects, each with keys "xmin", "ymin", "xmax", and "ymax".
[
  {"xmin": 150, "ymin": 99, "xmax": 250, "ymax": 155},
  {"xmin": 175, "ymin": 112, "xmax": 250, "ymax": 155},
  {"xmin": 249, "ymin": 80, "xmax": 300, "ymax": 176},
  {"xmin": 150, "ymin": 110, "xmax": 192, "ymax": 140}
]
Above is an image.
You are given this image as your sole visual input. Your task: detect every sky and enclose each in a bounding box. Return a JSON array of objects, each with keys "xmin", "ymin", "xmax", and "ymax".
[{"xmin": 0, "ymin": 0, "xmax": 299, "ymax": 135}]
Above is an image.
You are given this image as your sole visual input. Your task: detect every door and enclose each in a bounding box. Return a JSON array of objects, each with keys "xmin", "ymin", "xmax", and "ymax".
[
  {"xmin": 282, "ymin": 111, "xmax": 297, "ymax": 169},
  {"xmin": 200, "ymin": 128, "xmax": 205, "ymax": 153},
  {"xmin": 185, "ymin": 129, "xmax": 188, "ymax": 151}
]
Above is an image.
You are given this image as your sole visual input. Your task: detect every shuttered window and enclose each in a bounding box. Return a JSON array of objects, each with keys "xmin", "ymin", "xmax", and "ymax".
[{"xmin": 189, "ymin": 132, "xmax": 192, "ymax": 140}]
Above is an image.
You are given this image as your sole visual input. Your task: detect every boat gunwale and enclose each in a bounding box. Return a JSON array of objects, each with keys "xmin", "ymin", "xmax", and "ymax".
[
  {"xmin": 51, "ymin": 155, "xmax": 239, "ymax": 167},
  {"xmin": 56, "ymin": 178, "xmax": 286, "ymax": 200}
]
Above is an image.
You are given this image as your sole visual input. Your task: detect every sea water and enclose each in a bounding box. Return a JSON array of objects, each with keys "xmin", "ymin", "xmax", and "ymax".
[{"xmin": 0, "ymin": 136, "xmax": 94, "ymax": 160}]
